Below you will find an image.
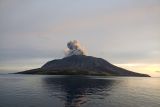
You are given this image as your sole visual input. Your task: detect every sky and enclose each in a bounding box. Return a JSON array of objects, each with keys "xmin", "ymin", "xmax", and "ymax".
[{"xmin": 0, "ymin": 0, "xmax": 160, "ymax": 77}]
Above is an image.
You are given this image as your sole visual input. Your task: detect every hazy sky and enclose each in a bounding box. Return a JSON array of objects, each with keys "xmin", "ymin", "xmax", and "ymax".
[{"xmin": 0, "ymin": 0, "xmax": 160, "ymax": 76}]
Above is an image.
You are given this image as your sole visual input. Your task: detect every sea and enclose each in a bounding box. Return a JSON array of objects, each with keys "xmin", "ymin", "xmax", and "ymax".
[{"xmin": 0, "ymin": 74, "xmax": 160, "ymax": 107}]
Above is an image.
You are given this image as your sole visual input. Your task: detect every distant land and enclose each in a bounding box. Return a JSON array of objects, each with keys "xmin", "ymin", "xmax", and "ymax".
[{"xmin": 16, "ymin": 55, "xmax": 150, "ymax": 77}]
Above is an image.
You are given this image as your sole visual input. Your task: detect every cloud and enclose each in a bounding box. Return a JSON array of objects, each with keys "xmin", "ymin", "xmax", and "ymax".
[{"xmin": 51, "ymin": 5, "xmax": 160, "ymax": 35}]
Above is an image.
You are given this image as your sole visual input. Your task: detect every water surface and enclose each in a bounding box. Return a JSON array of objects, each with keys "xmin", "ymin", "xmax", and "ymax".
[{"xmin": 0, "ymin": 74, "xmax": 160, "ymax": 107}]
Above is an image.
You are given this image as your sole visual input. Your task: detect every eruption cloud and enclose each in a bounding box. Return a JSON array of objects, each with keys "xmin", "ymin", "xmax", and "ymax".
[{"xmin": 65, "ymin": 40, "xmax": 87, "ymax": 57}]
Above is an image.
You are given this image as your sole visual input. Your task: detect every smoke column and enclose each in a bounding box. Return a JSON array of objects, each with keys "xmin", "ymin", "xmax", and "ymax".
[{"xmin": 65, "ymin": 40, "xmax": 87, "ymax": 57}]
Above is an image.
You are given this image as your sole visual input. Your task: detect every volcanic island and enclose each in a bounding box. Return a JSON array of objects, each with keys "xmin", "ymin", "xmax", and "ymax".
[{"xmin": 16, "ymin": 40, "xmax": 150, "ymax": 77}]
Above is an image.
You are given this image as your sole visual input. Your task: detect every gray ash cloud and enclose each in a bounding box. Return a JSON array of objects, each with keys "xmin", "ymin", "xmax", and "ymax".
[{"xmin": 65, "ymin": 40, "xmax": 86, "ymax": 57}]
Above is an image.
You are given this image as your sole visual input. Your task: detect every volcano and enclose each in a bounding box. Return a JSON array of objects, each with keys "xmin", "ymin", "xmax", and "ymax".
[{"xmin": 16, "ymin": 55, "xmax": 150, "ymax": 77}]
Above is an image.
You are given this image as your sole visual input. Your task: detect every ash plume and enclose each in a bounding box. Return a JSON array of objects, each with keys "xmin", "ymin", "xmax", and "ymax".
[{"xmin": 65, "ymin": 40, "xmax": 87, "ymax": 57}]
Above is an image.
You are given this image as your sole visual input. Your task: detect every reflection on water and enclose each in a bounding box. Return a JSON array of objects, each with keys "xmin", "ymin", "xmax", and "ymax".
[
  {"xmin": 0, "ymin": 75, "xmax": 160, "ymax": 107},
  {"xmin": 42, "ymin": 76, "xmax": 115, "ymax": 107}
]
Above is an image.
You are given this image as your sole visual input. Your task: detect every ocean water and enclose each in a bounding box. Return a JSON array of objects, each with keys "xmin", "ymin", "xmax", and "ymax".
[{"xmin": 0, "ymin": 74, "xmax": 160, "ymax": 107}]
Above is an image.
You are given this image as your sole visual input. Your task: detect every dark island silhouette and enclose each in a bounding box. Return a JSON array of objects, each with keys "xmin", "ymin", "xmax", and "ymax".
[
  {"xmin": 16, "ymin": 40, "xmax": 150, "ymax": 77},
  {"xmin": 16, "ymin": 55, "xmax": 150, "ymax": 77}
]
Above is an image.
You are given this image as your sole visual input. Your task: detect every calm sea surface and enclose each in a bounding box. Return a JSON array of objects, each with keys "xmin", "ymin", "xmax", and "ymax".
[{"xmin": 0, "ymin": 74, "xmax": 160, "ymax": 107}]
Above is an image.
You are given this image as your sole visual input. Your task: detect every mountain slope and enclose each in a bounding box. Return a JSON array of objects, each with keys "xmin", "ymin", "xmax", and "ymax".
[{"xmin": 16, "ymin": 55, "xmax": 150, "ymax": 77}]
